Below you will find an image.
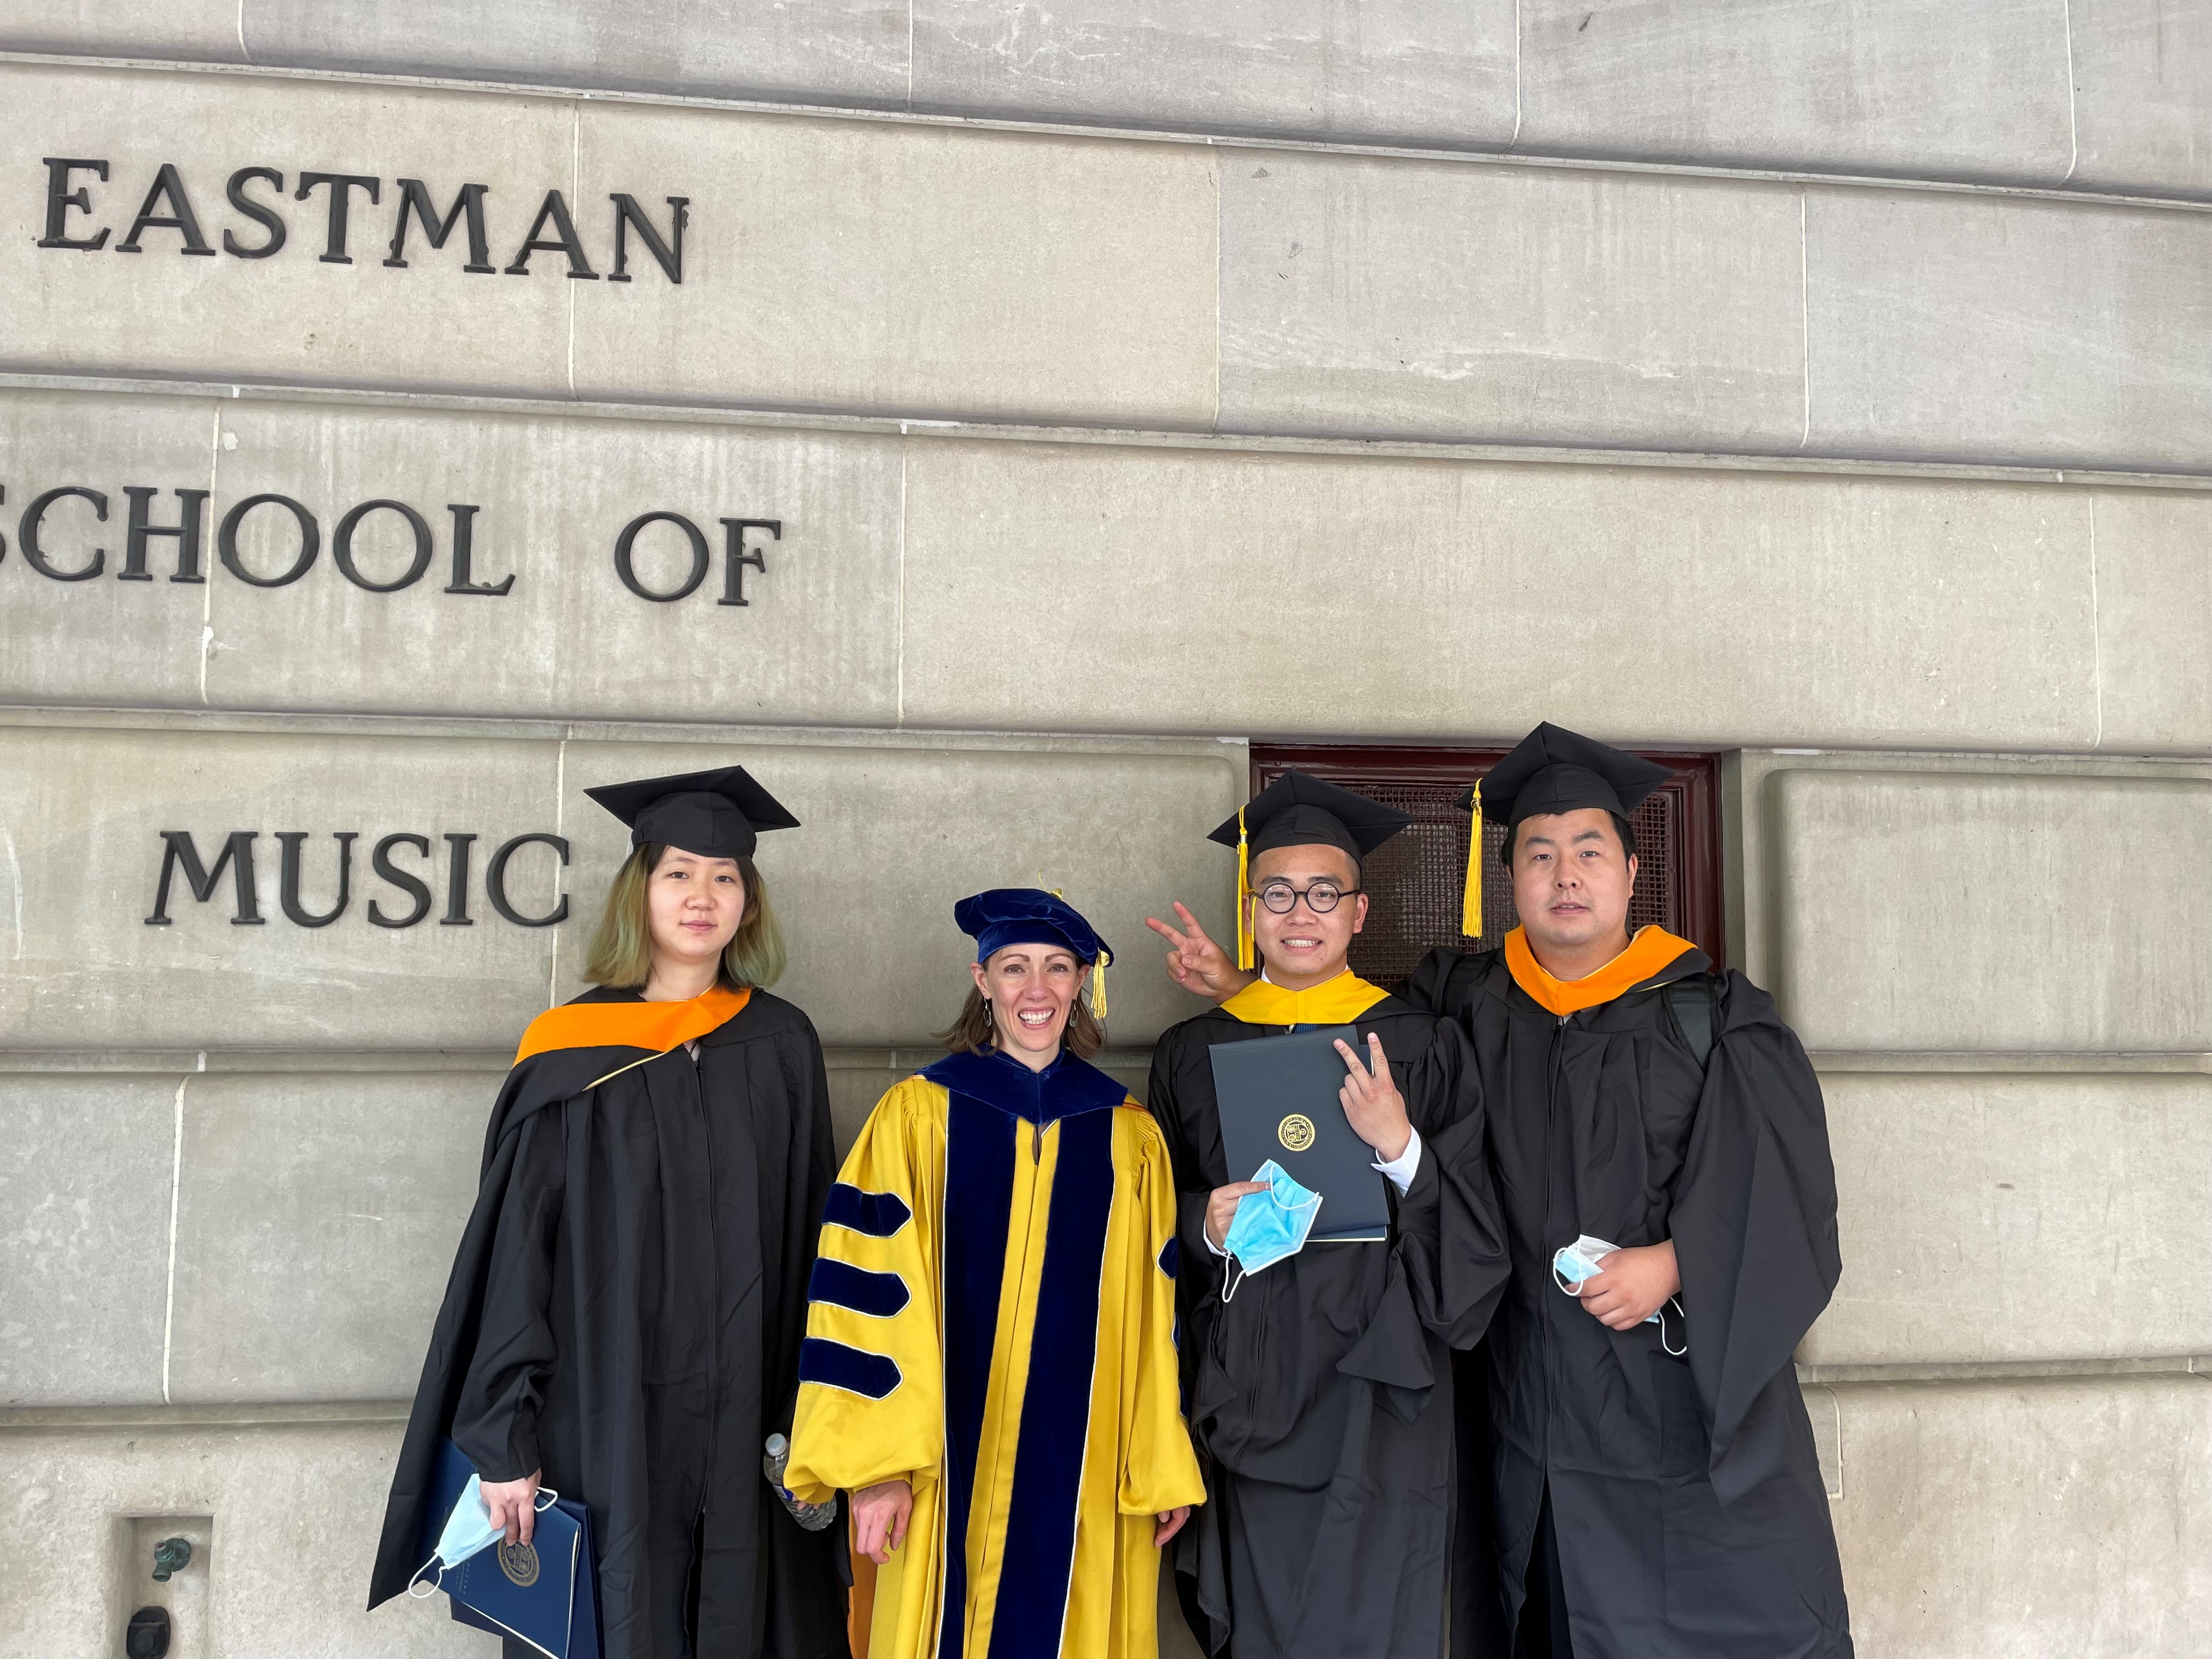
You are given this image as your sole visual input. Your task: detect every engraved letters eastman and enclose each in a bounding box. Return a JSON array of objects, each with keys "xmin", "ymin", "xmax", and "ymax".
[{"xmin": 37, "ymin": 157, "xmax": 687, "ymax": 283}]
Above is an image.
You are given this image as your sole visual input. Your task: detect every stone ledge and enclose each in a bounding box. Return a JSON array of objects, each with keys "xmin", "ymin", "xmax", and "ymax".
[
  {"xmin": 3, "ymin": 47, "xmax": 2209, "ymax": 213},
  {"xmin": 8, "ymin": 1045, "xmax": 2209, "ymax": 1076},
  {"xmin": 9, "ymin": 363, "xmax": 2212, "ymax": 494}
]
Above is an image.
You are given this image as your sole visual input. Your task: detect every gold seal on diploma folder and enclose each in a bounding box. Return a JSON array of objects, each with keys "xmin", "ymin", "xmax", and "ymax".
[
  {"xmin": 1278, "ymin": 1114, "xmax": 1316, "ymax": 1152},
  {"xmin": 497, "ymin": 1542, "xmax": 541, "ymax": 1588}
]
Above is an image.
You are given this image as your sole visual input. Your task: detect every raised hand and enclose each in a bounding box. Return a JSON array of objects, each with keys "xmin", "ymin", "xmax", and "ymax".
[
  {"xmin": 1334, "ymin": 1034, "xmax": 1412, "ymax": 1163},
  {"xmin": 1144, "ymin": 902, "xmax": 1253, "ymax": 1001}
]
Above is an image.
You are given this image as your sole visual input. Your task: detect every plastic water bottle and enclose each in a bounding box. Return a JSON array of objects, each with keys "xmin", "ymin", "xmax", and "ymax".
[{"xmin": 763, "ymin": 1434, "xmax": 838, "ymax": 1532}]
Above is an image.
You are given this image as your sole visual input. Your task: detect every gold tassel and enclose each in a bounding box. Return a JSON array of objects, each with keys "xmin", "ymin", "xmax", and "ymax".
[
  {"xmin": 1091, "ymin": 948, "xmax": 1109, "ymax": 1020},
  {"xmin": 1235, "ymin": 806, "xmax": 1254, "ymax": 970},
  {"xmin": 1462, "ymin": 780, "xmax": 1485, "ymax": 938}
]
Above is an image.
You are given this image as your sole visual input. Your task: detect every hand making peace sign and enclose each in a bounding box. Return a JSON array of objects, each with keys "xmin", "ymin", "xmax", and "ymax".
[
  {"xmin": 1334, "ymin": 1032, "xmax": 1413, "ymax": 1164},
  {"xmin": 1144, "ymin": 902, "xmax": 1252, "ymax": 1000}
]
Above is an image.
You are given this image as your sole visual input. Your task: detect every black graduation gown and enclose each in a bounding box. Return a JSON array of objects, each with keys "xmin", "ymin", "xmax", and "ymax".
[
  {"xmin": 368, "ymin": 988, "xmax": 850, "ymax": 1659},
  {"xmin": 1146, "ymin": 994, "xmax": 1510, "ymax": 1659},
  {"xmin": 1406, "ymin": 946, "xmax": 1853, "ymax": 1659}
]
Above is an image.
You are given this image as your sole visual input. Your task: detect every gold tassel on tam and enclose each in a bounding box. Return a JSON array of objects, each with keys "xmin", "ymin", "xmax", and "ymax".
[
  {"xmin": 1235, "ymin": 806, "xmax": 1254, "ymax": 970},
  {"xmin": 1462, "ymin": 780, "xmax": 1485, "ymax": 938},
  {"xmin": 1091, "ymin": 948, "xmax": 1109, "ymax": 1019}
]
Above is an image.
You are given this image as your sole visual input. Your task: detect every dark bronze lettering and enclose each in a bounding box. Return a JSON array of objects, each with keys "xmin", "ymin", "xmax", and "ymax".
[
  {"xmin": 487, "ymin": 833, "xmax": 570, "ymax": 927},
  {"xmin": 120, "ymin": 487, "xmax": 210, "ymax": 583},
  {"xmin": 441, "ymin": 833, "xmax": 476, "ymax": 926},
  {"xmin": 115, "ymin": 162, "xmax": 215, "ymax": 256},
  {"xmin": 613, "ymin": 511, "xmax": 709, "ymax": 602},
  {"xmin": 608, "ymin": 194, "xmax": 687, "ymax": 284},
  {"xmin": 505, "ymin": 189, "xmax": 598, "ymax": 279},
  {"xmin": 218, "ymin": 494, "xmax": 319, "ymax": 587},
  {"xmin": 275, "ymin": 831, "xmax": 357, "ymax": 927},
  {"xmin": 222, "ymin": 167, "xmax": 287, "ymax": 259},
  {"xmin": 368, "ymin": 833, "xmax": 433, "ymax": 928},
  {"xmin": 20, "ymin": 486, "xmax": 108, "ymax": 581},
  {"xmin": 294, "ymin": 172, "xmax": 381, "ymax": 264},
  {"xmin": 38, "ymin": 158, "xmax": 110, "ymax": 250},
  {"xmin": 383, "ymin": 178, "xmax": 494, "ymax": 272},
  {"xmin": 718, "ymin": 517, "xmax": 779, "ymax": 607},
  {"xmin": 442, "ymin": 503, "xmax": 514, "ymax": 596},
  {"xmin": 332, "ymin": 499, "xmax": 433, "ymax": 592},
  {"xmin": 145, "ymin": 830, "xmax": 263, "ymax": 926}
]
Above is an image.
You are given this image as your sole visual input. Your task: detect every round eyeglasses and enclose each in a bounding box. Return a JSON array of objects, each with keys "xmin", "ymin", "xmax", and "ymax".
[{"xmin": 1253, "ymin": 880, "xmax": 1361, "ymax": 915}]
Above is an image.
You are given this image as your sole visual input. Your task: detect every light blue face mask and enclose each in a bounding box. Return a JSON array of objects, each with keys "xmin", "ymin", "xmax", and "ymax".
[
  {"xmin": 1552, "ymin": 1234, "xmax": 1686, "ymax": 1356},
  {"xmin": 407, "ymin": 1476, "xmax": 559, "ymax": 1596},
  {"xmin": 1222, "ymin": 1160, "xmax": 1323, "ymax": 1301}
]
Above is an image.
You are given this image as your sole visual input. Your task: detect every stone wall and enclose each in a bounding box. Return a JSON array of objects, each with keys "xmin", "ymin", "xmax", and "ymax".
[{"xmin": 1, "ymin": 9, "xmax": 2207, "ymax": 1656}]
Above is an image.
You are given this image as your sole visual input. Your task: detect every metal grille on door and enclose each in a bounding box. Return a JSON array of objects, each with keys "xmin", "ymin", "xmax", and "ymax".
[{"xmin": 1251, "ymin": 748, "xmax": 1722, "ymax": 992}]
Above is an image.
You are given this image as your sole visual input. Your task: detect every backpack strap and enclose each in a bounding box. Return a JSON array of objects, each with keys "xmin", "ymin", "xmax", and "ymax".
[{"xmin": 1663, "ymin": 974, "xmax": 1718, "ymax": 1070}]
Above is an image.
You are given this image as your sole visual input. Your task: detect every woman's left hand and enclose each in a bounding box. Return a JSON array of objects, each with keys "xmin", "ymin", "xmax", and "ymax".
[
  {"xmin": 1576, "ymin": 1240, "xmax": 1680, "ymax": 1330},
  {"xmin": 1154, "ymin": 1505, "xmax": 1190, "ymax": 1547}
]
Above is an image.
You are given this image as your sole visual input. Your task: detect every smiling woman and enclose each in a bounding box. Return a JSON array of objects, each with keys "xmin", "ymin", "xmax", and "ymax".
[{"xmin": 786, "ymin": 888, "xmax": 1203, "ymax": 1659}]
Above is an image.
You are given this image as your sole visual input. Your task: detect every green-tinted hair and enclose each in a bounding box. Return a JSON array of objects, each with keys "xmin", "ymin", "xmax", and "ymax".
[{"xmin": 583, "ymin": 843, "xmax": 787, "ymax": 991}]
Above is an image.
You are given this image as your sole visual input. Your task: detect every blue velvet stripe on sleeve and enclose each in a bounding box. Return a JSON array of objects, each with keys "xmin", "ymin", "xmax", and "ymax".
[
  {"xmin": 808, "ymin": 1257, "xmax": 912, "ymax": 1319},
  {"xmin": 797, "ymin": 1337, "xmax": 903, "ymax": 1400},
  {"xmin": 822, "ymin": 1182, "xmax": 914, "ymax": 1238}
]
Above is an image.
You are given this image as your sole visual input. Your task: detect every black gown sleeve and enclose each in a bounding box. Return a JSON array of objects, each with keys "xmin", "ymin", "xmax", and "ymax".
[
  {"xmin": 1669, "ymin": 972, "xmax": 1843, "ymax": 1504},
  {"xmin": 766, "ymin": 1020, "xmax": 837, "ymax": 1438},
  {"xmin": 449, "ymin": 1101, "xmax": 568, "ymax": 1485},
  {"xmin": 1403, "ymin": 946, "xmax": 1474, "ymax": 1020},
  {"xmin": 1389, "ymin": 1017, "xmax": 1511, "ymax": 1351}
]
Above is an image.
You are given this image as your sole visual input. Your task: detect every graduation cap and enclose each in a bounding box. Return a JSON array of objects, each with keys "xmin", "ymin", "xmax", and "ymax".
[
  {"xmin": 1206, "ymin": 771, "xmax": 1413, "ymax": 970},
  {"xmin": 953, "ymin": 888, "xmax": 1113, "ymax": 1015},
  {"xmin": 583, "ymin": 765, "xmax": 799, "ymax": 861},
  {"xmin": 1455, "ymin": 724, "xmax": 1672, "ymax": 936}
]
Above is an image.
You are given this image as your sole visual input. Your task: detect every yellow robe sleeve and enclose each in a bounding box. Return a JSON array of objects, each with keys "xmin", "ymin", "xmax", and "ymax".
[
  {"xmin": 785, "ymin": 1077, "xmax": 946, "ymax": 1508},
  {"xmin": 1115, "ymin": 1111, "xmax": 1206, "ymax": 1517}
]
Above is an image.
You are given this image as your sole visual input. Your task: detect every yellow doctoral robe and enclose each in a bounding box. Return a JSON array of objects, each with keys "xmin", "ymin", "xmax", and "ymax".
[{"xmin": 785, "ymin": 1046, "xmax": 1204, "ymax": 1659}]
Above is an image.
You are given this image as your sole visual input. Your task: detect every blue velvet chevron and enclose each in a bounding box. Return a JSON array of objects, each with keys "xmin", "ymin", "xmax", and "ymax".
[
  {"xmin": 822, "ymin": 1182, "xmax": 913, "ymax": 1237},
  {"xmin": 808, "ymin": 1257, "xmax": 911, "ymax": 1319}
]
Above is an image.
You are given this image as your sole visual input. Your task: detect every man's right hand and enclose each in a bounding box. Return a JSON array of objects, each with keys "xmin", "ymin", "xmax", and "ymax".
[
  {"xmin": 480, "ymin": 1471, "xmax": 543, "ymax": 1546},
  {"xmin": 852, "ymin": 1479, "xmax": 913, "ymax": 1565},
  {"xmin": 1204, "ymin": 1181, "xmax": 1270, "ymax": 1250},
  {"xmin": 1145, "ymin": 903, "xmax": 1254, "ymax": 1002}
]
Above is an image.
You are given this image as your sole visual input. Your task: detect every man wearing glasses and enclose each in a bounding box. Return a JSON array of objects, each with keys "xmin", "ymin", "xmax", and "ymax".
[{"xmin": 1143, "ymin": 772, "xmax": 1509, "ymax": 1659}]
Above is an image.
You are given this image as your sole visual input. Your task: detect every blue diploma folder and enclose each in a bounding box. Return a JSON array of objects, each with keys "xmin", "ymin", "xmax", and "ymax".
[
  {"xmin": 417, "ymin": 1438, "xmax": 602, "ymax": 1659},
  {"xmin": 1209, "ymin": 1024, "xmax": 1392, "ymax": 1242}
]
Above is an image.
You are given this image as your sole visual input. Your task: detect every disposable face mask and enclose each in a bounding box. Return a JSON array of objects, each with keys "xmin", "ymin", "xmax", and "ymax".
[
  {"xmin": 408, "ymin": 1475, "xmax": 559, "ymax": 1595},
  {"xmin": 1552, "ymin": 1234, "xmax": 1686, "ymax": 1356},
  {"xmin": 1222, "ymin": 1160, "xmax": 1323, "ymax": 1301}
]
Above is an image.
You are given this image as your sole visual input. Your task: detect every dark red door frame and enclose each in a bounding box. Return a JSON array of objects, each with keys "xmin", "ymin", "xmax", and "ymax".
[{"xmin": 1249, "ymin": 743, "xmax": 1726, "ymax": 973}]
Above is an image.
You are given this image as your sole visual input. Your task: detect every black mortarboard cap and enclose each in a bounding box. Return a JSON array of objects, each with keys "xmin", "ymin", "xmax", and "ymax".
[
  {"xmin": 1206, "ymin": 770, "xmax": 1413, "ymax": 861},
  {"xmin": 1451, "ymin": 725, "xmax": 1672, "ymax": 938},
  {"xmin": 1468, "ymin": 723, "xmax": 1673, "ymax": 830},
  {"xmin": 1206, "ymin": 771, "xmax": 1412, "ymax": 969},
  {"xmin": 583, "ymin": 765, "xmax": 799, "ymax": 860}
]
